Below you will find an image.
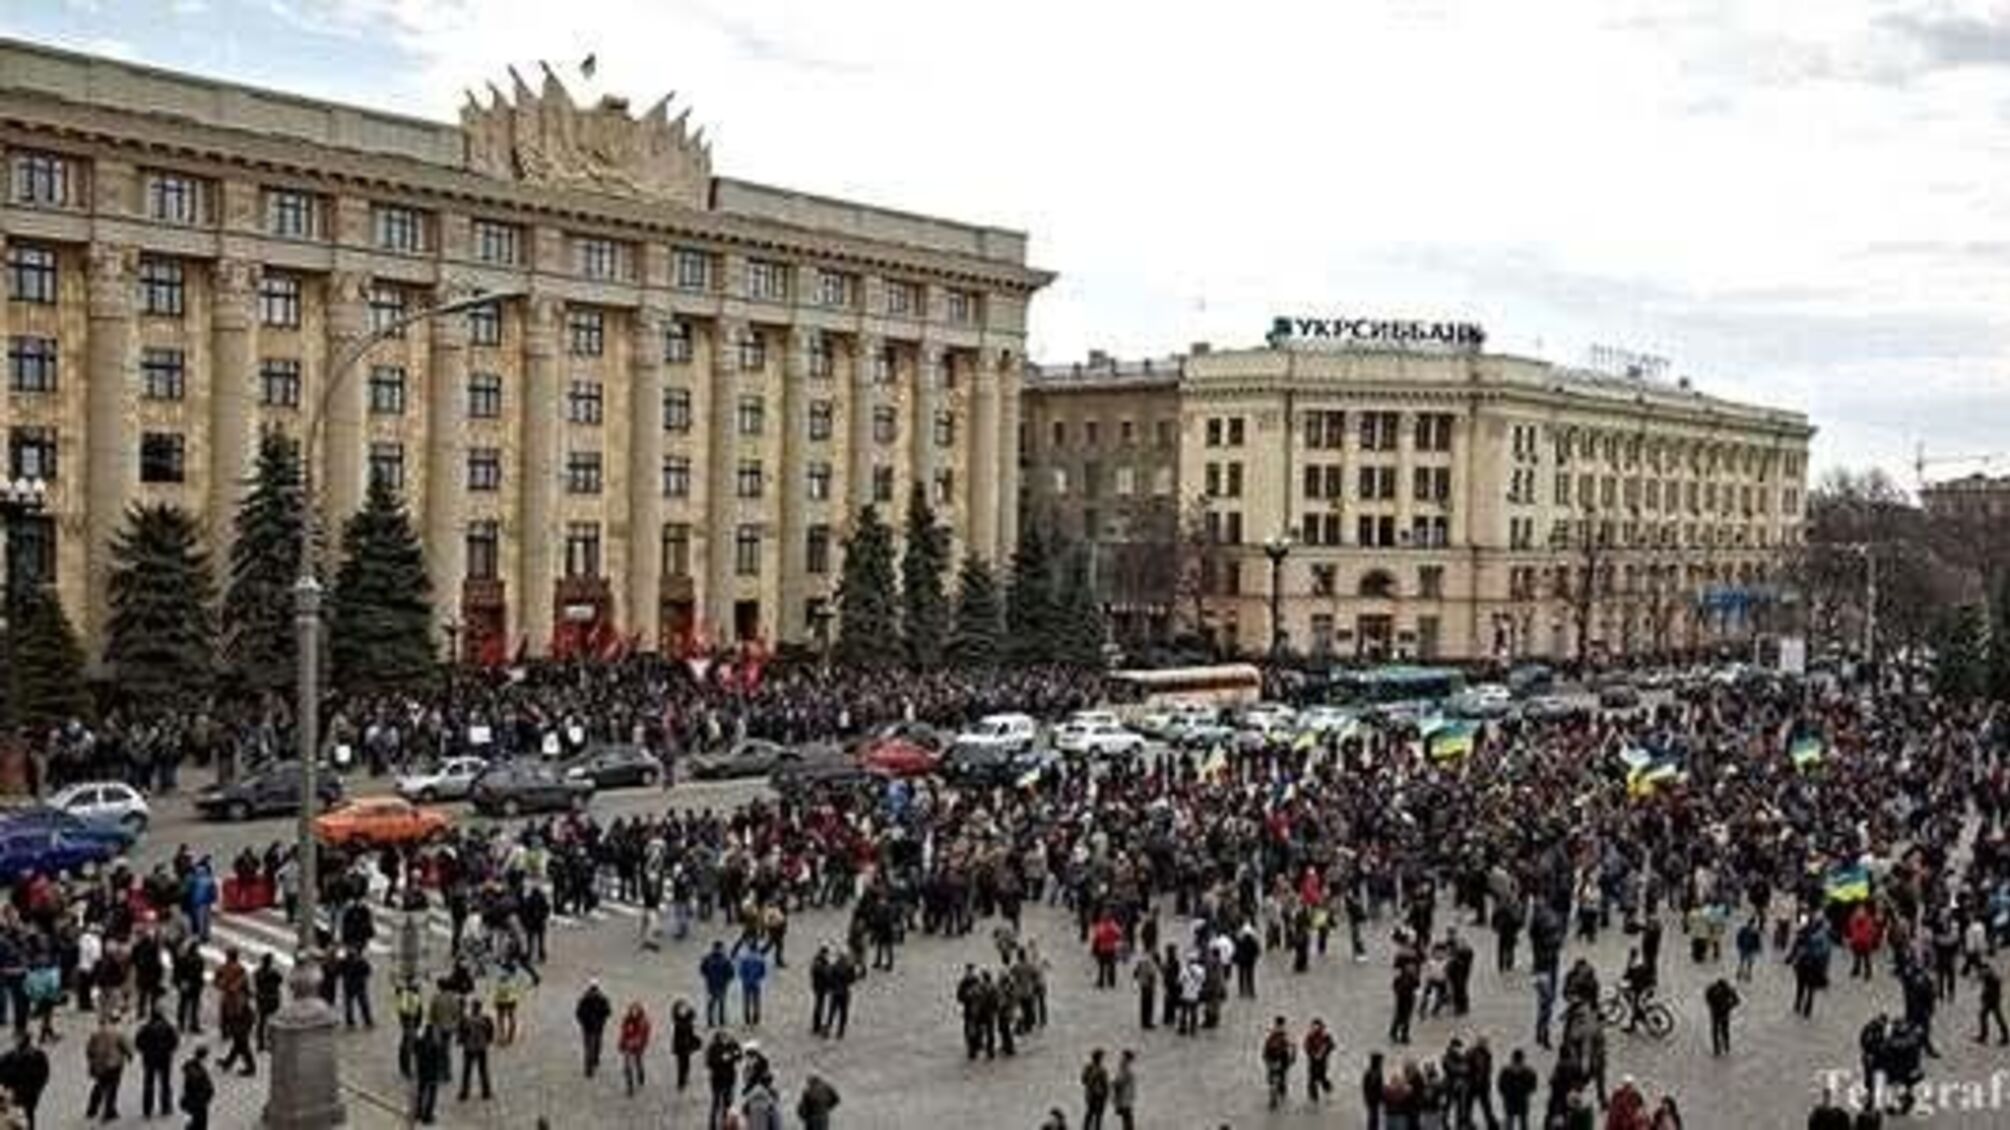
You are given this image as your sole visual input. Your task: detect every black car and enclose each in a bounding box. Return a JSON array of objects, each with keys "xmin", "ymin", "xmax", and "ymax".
[
  {"xmin": 1597, "ymin": 680, "xmax": 1642, "ymax": 711},
  {"xmin": 560, "ymin": 745, "xmax": 664, "ymax": 789},
  {"xmin": 686, "ymin": 739, "xmax": 792, "ymax": 780},
  {"xmin": 942, "ymin": 744, "xmax": 1056, "ymax": 789},
  {"xmin": 470, "ymin": 761, "xmax": 594, "ymax": 817},
  {"xmin": 195, "ymin": 762, "xmax": 344, "ymax": 822},
  {"xmin": 769, "ymin": 745, "xmax": 873, "ymax": 796}
]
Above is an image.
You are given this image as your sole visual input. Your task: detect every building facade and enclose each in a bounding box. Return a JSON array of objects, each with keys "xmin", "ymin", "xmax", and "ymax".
[
  {"xmin": 1921, "ymin": 472, "xmax": 2010, "ymax": 523},
  {"xmin": 0, "ymin": 39, "xmax": 1049, "ymax": 660},
  {"xmin": 1025, "ymin": 339, "xmax": 1814, "ymax": 664}
]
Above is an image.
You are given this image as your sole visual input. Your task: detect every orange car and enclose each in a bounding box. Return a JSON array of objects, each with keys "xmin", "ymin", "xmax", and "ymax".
[{"xmin": 313, "ymin": 796, "xmax": 450, "ymax": 847}]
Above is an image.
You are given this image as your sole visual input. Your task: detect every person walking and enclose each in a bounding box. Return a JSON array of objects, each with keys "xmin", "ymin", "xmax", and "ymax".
[
  {"xmin": 1111, "ymin": 1049, "xmax": 1138, "ymax": 1130},
  {"xmin": 1977, "ymin": 963, "xmax": 2007, "ymax": 1045},
  {"xmin": 178, "ymin": 1045, "xmax": 214, "ymax": 1130},
  {"xmin": 671, "ymin": 999, "xmax": 701, "ymax": 1090},
  {"xmin": 1132, "ymin": 951, "xmax": 1158, "ymax": 1030},
  {"xmin": 1080, "ymin": 1047, "xmax": 1111, "ymax": 1130},
  {"xmin": 576, "ymin": 980, "xmax": 612, "ymax": 1078},
  {"xmin": 135, "ymin": 1008, "xmax": 178, "ymax": 1119},
  {"xmin": 253, "ymin": 955, "xmax": 283, "ymax": 1052},
  {"xmin": 1498, "ymin": 1046, "xmax": 1538, "ymax": 1130},
  {"xmin": 1304, "ymin": 1018, "xmax": 1335, "ymax": 1102},
  {"xmin": 0, "ymin": 1031, "xmax": 47, "ymax": 1130},
  {"xmin": 797, "ymin": 1073, "xmax": 840, "ymax": 1130},
  {"xmin": 1262, "ymin": 1017, "xmax": 1295, "ymax": 1110},
  {"xmin": 1705, "ymin": 976, "xmax": 1741, "ymax": 1056},
  {"xmin": 83, "ymin": 1013, "xmax": 133, "ymax": 1122},
  {"xmin": 618, "ymin": 1002, "xmax": 651, "ymax": 1096},
  {"xmin": 705, "ymin": 1030, "xmax": 742, "ymax": 1130},
  {"xmin": 217, "ymin": 985, "xmax": 256, "ymax": 1077},
  {"xmin": 736, "ymin": 943, "xmax": 769, "ymax": 1027},
  {"xmin": 700, "ymin": 943, "xmax": 734, "ymax": 1028},
  {"xmin": 412, "ymin": 1023, "xmax": 448, "ymax": 1125},
  {"xmin": 456, "ymin": 999, "xmax": 495, "ymax": 1101}
]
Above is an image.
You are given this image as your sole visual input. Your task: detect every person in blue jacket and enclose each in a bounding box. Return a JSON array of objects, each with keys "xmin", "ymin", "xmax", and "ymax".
[
  {"xmin": 699, "ymin": 942, "xmax": 735, "ymax": 1028},
  {"xmin": 735, "ymin": 943, "xmax": 768, "ymax": 1027}
]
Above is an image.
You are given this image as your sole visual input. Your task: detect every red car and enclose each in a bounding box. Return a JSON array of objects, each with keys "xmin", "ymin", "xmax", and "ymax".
[{"xmin": 857, "ymin": 738, "xmax": 941, "ymax": 779}]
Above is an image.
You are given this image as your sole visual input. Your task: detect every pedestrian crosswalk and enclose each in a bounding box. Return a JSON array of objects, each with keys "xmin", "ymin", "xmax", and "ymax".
[{"xmin": 203, "ymin": 891, "xmax": 650, "ymax": 974}]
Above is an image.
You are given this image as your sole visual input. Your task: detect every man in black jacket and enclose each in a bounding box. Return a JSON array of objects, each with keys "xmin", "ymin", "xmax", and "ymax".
[
  {"xmin": 179, "ymin": 1046, "xmax": 214, "ymax": 1130},
  {"xmin": 575, "ymin": 981, "xmax": 611, "ymax": 1077},
  {"xmin": 0, "ymin": 1030, "xmax": 50, "ymax": 1130},
  {"xmin": 135, "ymin": 1009, "xmax": 179, "ymax": 1119},
  {"xmin": 412, "ymin": 1023, "xmax": 449, "ymax": 1125},
  {"xmin": 1497, "ymin": 1046, "xmax": 1538, "ymax": 1130}
]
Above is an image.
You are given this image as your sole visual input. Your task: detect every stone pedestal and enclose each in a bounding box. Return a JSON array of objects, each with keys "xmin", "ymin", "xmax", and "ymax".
[{"xmin": 262, "ymin": 961, "xmax": 346, "ymax": 1128}]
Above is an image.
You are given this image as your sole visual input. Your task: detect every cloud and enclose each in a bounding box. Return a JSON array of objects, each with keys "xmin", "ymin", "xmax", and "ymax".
[{"xmin": 1880, "ymin": 8, "xmax": 2010, "ymax": 71}]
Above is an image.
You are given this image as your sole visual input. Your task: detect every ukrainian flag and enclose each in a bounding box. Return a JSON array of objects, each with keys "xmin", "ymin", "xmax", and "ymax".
[
  {"xmin": 1292, "ymin": 729, "xmax": 1319, "ymax": 754},
  {"xmin": 1789, "ymin": 736, "xmax": 1827, "ymax": 770},
  {"xmin": 1426, "ymin": 720, "xmax": 1479, "ymax": 762},
  {"xmin": 1201, "ymin": 744, "xmax": 1229, "ymax": 780},
  {"xmin": 1626, "ymin": 759, "xmax": 1682, "ymax": 799},
  {"xmin": 1016, "ymin": 762, "xmax": 1044, "ymax": 790},
  {"xmin": 1825, "ymin": 864, "xmax": 1871, "ymax": 904}
]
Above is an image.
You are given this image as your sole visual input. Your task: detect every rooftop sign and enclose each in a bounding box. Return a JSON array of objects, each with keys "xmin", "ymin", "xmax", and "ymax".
[{"xmin": 1268, "ymin": 315, "xmax": 1486, "ymax": 352}]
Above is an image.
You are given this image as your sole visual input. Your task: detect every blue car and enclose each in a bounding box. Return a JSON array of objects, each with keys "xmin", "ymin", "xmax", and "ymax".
[
  {"xmin": 1, "ymin": 806, "xmax": 138, "ymax": 852},
  {"xmin": 0, "ymin": 823, "xmax": 121, "ymax": 884}
]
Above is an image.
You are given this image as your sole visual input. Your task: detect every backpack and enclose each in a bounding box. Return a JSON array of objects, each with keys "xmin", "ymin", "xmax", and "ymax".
[{"xmin": 24, "ymin": 965, "xmax": 60, "ymax": 1005}]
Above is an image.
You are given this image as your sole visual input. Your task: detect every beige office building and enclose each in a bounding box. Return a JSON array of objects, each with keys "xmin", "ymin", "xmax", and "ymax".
[
  {"xmin": 0, "ymin": 39, "xmax": 1048, "ymax": 660},
  {"xmin": 1025, "ymin": 332, "xmax": 1814, "ymax": 663}
]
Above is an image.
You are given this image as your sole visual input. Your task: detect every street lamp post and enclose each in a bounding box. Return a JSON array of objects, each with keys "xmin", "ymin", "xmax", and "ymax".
[
  {"xmin": 267, "ymin": 284, "xmax": 521, "ymax": 1130},
  {"xmin": 1263, "ymin": 534, "xmax": 1293, "ymax": 664}
]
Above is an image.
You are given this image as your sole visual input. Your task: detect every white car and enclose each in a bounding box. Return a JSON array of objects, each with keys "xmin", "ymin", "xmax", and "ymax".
[
  {"xmin": 395, "ymin": 756, "xmax": 490, "ymax": 802},
  {"xmin": 954, "ymin": 713, "xmax": 1039, "ymax": 754},
  {"xmin": 1054, "ymin": 719, "xmax": 1145, "ymax": 759},
  {"xmin": 47, "ymin": 781, "xmax": 150, "ymax": 832},
  {"xmin": 1297, "ymin": 705, "xmax": 1357, "ymax": 734},
  {"xmin": 1238, "ymin": 703, "xmax": 1298, "ymax": 732}
]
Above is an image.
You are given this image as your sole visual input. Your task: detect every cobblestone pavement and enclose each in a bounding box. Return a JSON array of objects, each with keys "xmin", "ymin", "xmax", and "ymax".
[{"xmin": 28, "ymin": 782, "xmax": 2010, "ymax": 1129}]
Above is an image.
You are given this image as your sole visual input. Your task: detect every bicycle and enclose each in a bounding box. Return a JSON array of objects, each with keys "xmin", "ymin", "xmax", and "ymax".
[{"xmin": 1597, "ymin": 988, "xmax": 1676, "ymax": 1038}]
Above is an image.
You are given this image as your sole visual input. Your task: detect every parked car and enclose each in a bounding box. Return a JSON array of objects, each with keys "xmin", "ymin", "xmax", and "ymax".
[
  {"xmin": 560, "ymin": 744, "xmax": 664, "ymax": 789},
  {"xmin": 1167, "ymin": 714, "xmax": 1236, "ymax": 749},
  {"xmin": 45, "ymin": 781, "xmax": 151, "ymax": 833},
  {"xmin": 859, "ymin": 738, "xmax": 942, "ymax": 779},
  {"xmin": 1506, "ymin": 664, "xmax": 1556, "ymax": 698},
  {"xmin": 686, "ymin": 739, "xmax": 793, "ymax": 781},
  {"xmin": 313, "ymin": 796, "xmax": 451, "ymax": 847},
  {"xmin": 1597, "ymin": 679, "xmax": 1642, "ymax": 711},
  {"xmin": 1520, "ymin": 695, "xmax": 1585, "ymax": 723},
  {"xmin": 954, "ymin": 714, "xmax": 1040, "ymax": 756},
  {"xmin": 769, "ymin": 744, "xmax": 874, "ymax": 796},
  {"xmin": 1450, "ymin": 684, "xmax": 1514, "ymax": 720},
  {"xmin": 1053, "ymin": 718, "xmax": 1146, "ymax": 759},
  {"xmin": 195, "ymin": 762, "xmax": 344, "ymax": 822},
  {"xmin": 1237, "ymin": 703, "xmax": 1298, "ymax": 732},
  {"xmin": 1297, "ymin": 705, "xmax": 1357, "ymax": 734},
  {"xmin": 0, "ymin": 806, "xmax": 140, "ymax": 854},
  {"xmin": 469, "ymin": 761, "xmax": 593, "ymax": 817},
  {"xmin": 945, "ymin": 744, "xmax": 1060, "ymax": 788},
  {"xmin": 0, "ymin": 824, "xmax": 121, "ymax": 884},
  {"xmin": 395, "ymin": 756, "xmax": 491, "ymax": 803}
]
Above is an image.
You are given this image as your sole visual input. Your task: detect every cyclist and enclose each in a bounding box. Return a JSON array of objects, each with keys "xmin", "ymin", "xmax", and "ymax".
[
  {"xmin": 1619, "ymin": 947, "xmax": 1656, "ymax": 1032},
  {"xmin": 1261, "ymin": 1017, "xmax": 1295, "ymax": 1109}
]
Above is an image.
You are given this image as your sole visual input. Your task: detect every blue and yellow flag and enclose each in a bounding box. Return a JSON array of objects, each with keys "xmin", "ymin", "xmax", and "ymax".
[
  {"xmin": 1825, "ymin": 864, "xmax": 1871, "ymax": 903},
  {"xmin": 1626, "ymin": 759, "xmax": 1682, "ymax": 799},
  {"xmin": 1201, "ymin": 744, "xmax": 1229, "ymax": 780},
  {"xmin": 1426, "ymin": 720, "xmax": 1479, "ymax": 762},
  {"xmin": 1789, "ymin": 736, "xmax": 1826, "ymax": 770}
]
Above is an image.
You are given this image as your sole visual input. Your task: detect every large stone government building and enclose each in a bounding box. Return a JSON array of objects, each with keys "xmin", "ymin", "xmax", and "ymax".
[
  {"xmin": 0, "ymin": 39, "xmax": 1048, "ymax": 660},
  {"xmin": 1024, "ymin": 330, "xmax": 1814, "ymax": 663}
]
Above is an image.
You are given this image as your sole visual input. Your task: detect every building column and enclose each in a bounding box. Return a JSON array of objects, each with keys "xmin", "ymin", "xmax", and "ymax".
[
  {"xmin": 321, "ymin": 272, "xmax": 369, "ymax": 547},
  {"xmin": 778, "ymin": 326, "xmax": 812, "ymax": 642},
  {"xmin": 997, "ymin": 354, "xmax": 1022, "ymax": 559},
  {"xmin": 424, "ymin": 286, "xmax": 470, "ymax": 653},
  {"xmin": 627, "ymin": 306, "xmax": 667, "ymax": 650},
  {"xmin": 967, "ymin": 347, "xmax": 1002, "ymax": 566},
  {"xmin": 84, "ymin": 245, "xmax": 135, "ymax": 647},
  {"xmin": 518, "ymin": 294, "xmax": 562, "ymax": 657},
  {"xmin": 705, "ymin": 319, "xmax": 743, "ymax": 643},
  {"xmin": 911, "ymin": 342, "xmax": 941, "ymax": 512},
  {"xmin": 849, "ymin": 334, "xmax": 880, "ymax": 523},
  {"xmin": 208, "ymin": 259, "xmax": 259, "ymax": 560}
]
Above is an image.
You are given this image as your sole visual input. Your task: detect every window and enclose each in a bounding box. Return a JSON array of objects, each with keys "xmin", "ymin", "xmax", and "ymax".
[
  {"xmin": 872, "ymin": 346, "xmax": 895, "ymax": 384},
  {"xmin": 373, "ymin": 204, "xmax": 425, "ymax": 252},
  {"xmin": 737, "ymin": 332, "xmax": 767, "ymax": 371},
  {"xmin": 1114, "ymin": 467, "xmax": 1136, "ymax": 497},
  {"xmin": 1082, "ymin": 461, "xmax": 1102, "ymax": 500},
  {"xmin": 577, "ymin": 236, "xmax": 620, "ymax": 280},
  {"xmin": 466, "ymin": 302, "xmax": 502, "ymax": 347},
  {"xmin": 265, "ymin": 188, "xmax": 318, "ymax": 239},
  {"xmin": 946, "ymin": 289, "xmax": 977, "ymax": 324},
  {"xmin": 565, "ymin": 522, "xmax": 601, "ymax": 578},
  {"xmin": 935, "ymin": 468, "xmax": 956, "ymax": 506},
  {"xmin": 566, "ymin": 450, "xmax": 603, "ymax": 494},
  {"xmin": 735, "ymin": 526, "xmax": 763, "ymax": 575},
  {"xmin": 258, "ymin": 273, "xmax": 301, "ymax": 328},
  {"xmin": 1413, "ymin": 413, "xmax": 1453, "ymax": 452},
  {"xmin": 472, "ymin": 219, "xmax": 518, "ymax": 265},
  {"xmin": 1311, "ymin": 564, "xmax": 1338, "ymax": 598},
  {"xmin": 806, "ymin": 525, "xmax": 832, "ymax": 575},
  {"xmin": 663, "ymin": 524, "xmax": 692, "ymax": 578},
  {"xmin": 808, "ymin": 334, "xmax": 834, "ymax": 379},
  {"xmin": 466, "ymin": 521, "xmax": 500, "ymax": 580},
  {"xmin": 467, "ymin": 447, "xmax": 502, "ymax": 492},
  {"xmin": 873, "ymin": 406, "xmax": 897, "ymax": 445},
  {"xmin": 1303, "ymin": 410, "xmax": 1347, "ymax": 449},
  {"xmin": 746, "ymin": 259, "xmax": 789, "ymax": 301},
  {"xmin": 366, "ymin": 366, "xmax": 407, "ymax": 415},
  {"xmin": 809, "ymin": 400, "xmax": 834, "ymax": 441},
  {"xmin": 146, "ymin": 172, "xmax": 203, "ymax": 225},
  {"xmin": 1051, "ymin": 421, "xmax": 1067, "ymax": 449},
  {"xmin": 1356, "ymin": 515, "xmax": 1397, "ymax": 548},
  {"xmin": 8, "ymin": 337, "xmax": 57, "ymax": 392},
  {"xmin": 737, "ymin": 460, "xmax": 765, "ymax": 499},
  {"xmin": 1357, "ymin": 465, "xmax": 1396, "ymax": 501},
  {"xmin": 567, "ymin": 380, "xmax": 604, "ymax": 425},
  {"xmin": 10, "ymin": 152, "xmax": 72, "ymax": 207},
  {"xmin": 817, "ymin": 270, "xmax": 853, "ymax": 308},
  {"xmin": 934, "ymin": 410, "xmax": 956, "ymax": 448},
  {"xmin": 885, "ymin": 280, "xmax": 922, "ymax": 316},
  {"xmin": 140, "ymin": 348, "xmax": 185, "ymax": 401},
  {"xmin": 260, "ymin": 359, "xmax": 301, "ymax": 408},
  {"xmin": 465, "ymin": 371, "xmax": 503, "ymax": 419},
  {"xmin": 1412, "ymin": 466, "xmax": 1450, "ymax": 503},
  {"xmin": 1303, "ymin": 464, "xmax": 1346, "ymax": 501},
  {"xmin": 368, "ymin": 442, "xmax": 405, "ymax": 491},
  {"xmin": 807, "ymin": 461, "xmax": 832, "ymax": 501},
  {"xmin": 664, "ymin": 321, "xmax": 693, "ymax": 364},
  {"xmin": 1409, "ymin": 516, "xmax": 1448, "ymax": 547},
  {"xmin": 137, "ymin": 256, "xmax": 185, "ymax": 317},
  {"xmin": 1156, "ymin": 419, "xmax": 1175, "ymax": 449},
  {"xmin": 8, "ymin": 427, "xmax": 58, "ymax": 481},
  {"xmin": 369, "ymin": 287, "xmax": 408, "ymax": 336},
  {"xmin": 872, "ymin": 465, "xmax": 895, "ymax": 504},
  {"xmin": 673, "ymin": 248, "xmax": 712, "ymax": 291},
  {"xmin": 662, "ymin": 387, "xmax": 693, "ymax": 432},
  {"xmin": 1418, "ymin": 565, "xmax": 1445, "ymax": 599},
  {"xmin": 567, "ymin": 308, "xmax": 605, "ymax": 357},
  {"xmin": 1359, "ymin": 411, "xmax": 1399, "ymax": 451},
  {"xmin": 737, "ymin": 395, "xmax": 766, "ymax": 437},
  {"xmin": 1085, "ymin": 421, "xmax": 1102, "ymax": 447},
  {"xmin": 663, "ymin": 456, "xmax": 691, "ymax": 498},
  {"xmin": 5, "ymin": 244, "xmax": 56, "ymax": 303},
  {"xmin": 1205, "ymin": 416, "xmax": 1246, "ymax": 447},
  {"xmin": 1300, "ymin": 513, "xmax": 1343, "ymax": 547}
]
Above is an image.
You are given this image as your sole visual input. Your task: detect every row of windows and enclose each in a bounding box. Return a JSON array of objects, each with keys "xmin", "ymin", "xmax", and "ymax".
[
  {"xmin": 8, "ymin": 153, "xmax": 984, "ymax": 317},
  {"xmin": 6, "ymin": 426, "xmax": 184, "ymax": 484}
]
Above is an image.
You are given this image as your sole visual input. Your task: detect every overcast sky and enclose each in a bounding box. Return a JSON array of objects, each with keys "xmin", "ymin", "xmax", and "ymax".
[{"xmin": 11, "ymin": 0, "xmax": 2010, "ymax": 485}]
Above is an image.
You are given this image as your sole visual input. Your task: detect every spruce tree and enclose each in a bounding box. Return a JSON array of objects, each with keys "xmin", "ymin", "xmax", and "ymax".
[
  {"xmin": 1006, "ymin": 523, "xmax": 1057, "ymax": 665},
  {"xmin": 901, "ymin": 483, "xmax": 951, "ymax": 669},
  {"xmin": 1055, "ymin": 542, "xmax": 1108, "ymax": 669},
  {"xmin": 329, "ymin": 476, "xmax": 435, "ymax": 695},
  {"xmin": 1934, "ymin": 604, "xmax": 1987, "ymax": 701},
  {"xmin": 947, "ymin": 556, "xmax": 1004, "ymax": 668},
  {"xmin": 6, "ymin": 586, "xmax": 89, "ymax": 731},
  {"xmin": 222, "ymin": 431, "xmax": 305, "ymax": 695},
  {"xmin": 1990, "ymin": 569, "xmax": 2010, "ymax": 702},
  {"xmin": 835, "ymin": 505, "xmax": 900, "ymax": 668},
  {"xmin": 104, "ymin": 503, "xmax": 217, "ymax": 715}
]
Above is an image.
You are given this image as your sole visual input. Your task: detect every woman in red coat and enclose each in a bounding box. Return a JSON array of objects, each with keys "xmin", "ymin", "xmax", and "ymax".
[
  {"xmin": 1846, "ymin": 903, "xmax": 1883, "ymax": 979},
  {"xmin": 618, "ymin": 1002, "xmax": 652, "ymax": 1096}
]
